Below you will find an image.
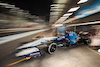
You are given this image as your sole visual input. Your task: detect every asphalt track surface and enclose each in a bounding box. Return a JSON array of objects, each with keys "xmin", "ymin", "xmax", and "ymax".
[
  {"xmin": 0, "ymin": 45, "xmax": 100, "ymax": 67},
  {"xmin": 0, "ymin": 30, "xmax": 100, "ymax": 67}
]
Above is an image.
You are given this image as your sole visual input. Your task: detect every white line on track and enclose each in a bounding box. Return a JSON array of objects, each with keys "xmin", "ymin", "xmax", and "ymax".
[{"xmin": 86, "ymin": 46, "xmax": 99, "ymax": 55}]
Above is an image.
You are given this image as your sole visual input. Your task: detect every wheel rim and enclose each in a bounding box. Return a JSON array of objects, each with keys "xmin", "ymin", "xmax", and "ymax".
[
  {"xmin": 48, "ymin": 43, "xmax": 56, "ymax": 54},
  {"xmin": 87, "ymin": 39, "xmax": 91, "ymax": 45},
  {"xmin": 50, "ymin": 45, "xmax": 56, "ymax": 52}
]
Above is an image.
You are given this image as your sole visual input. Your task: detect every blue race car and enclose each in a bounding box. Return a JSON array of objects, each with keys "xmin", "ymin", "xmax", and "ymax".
[
  {"xmin": 46, "ymin": 31, "xmax": 80, "ymax": 54},
  {"xmin": 15, "ymin": 31, "xmax": 80, "ymax": 58}
]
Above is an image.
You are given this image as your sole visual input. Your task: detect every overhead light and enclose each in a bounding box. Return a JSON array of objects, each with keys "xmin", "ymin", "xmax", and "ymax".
[
  {"xmin": 63, "ymin": 13, "xmax": 73, "ymax": 16},
  {"xmin": 50, "ymin": 8, "xmax": 64, "ymax": 12},
  {"xmin": 50, "ymin": 4, "xmax": 59, "ymax": 6},
  {"xmin": 68, "ymin": 6, "xmax": 80, "ymax": 12},
  {"xmin": 55, "ymin": 24, "xmax": 63, "ymax": 27},
  {"xmin": 5, "ymin": 5, "xmax": 15, "ymax": 8},
  {"xmin": 53, "ymin": 0, "xmax": 69, "ymax": 3},
  {"xmin": 77, "ymin": 0, "xmax": 88, "ymax": 4},
  {"xmin": 0, "ymin": 3, "xmax": 9, "ymax": 6}
]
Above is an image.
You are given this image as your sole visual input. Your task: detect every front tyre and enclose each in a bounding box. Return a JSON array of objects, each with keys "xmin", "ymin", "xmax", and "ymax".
[{"xmin": 48, "ymin": 43, "xmax": 57, "ymax": 54}]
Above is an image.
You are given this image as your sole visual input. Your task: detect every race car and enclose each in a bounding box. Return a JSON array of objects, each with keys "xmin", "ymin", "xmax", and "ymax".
[
  {"xmin": 14, "ymin": 31, "xmax": 80, "ymax": 59},
  {"xmin": 15, "ymin": 37, "xmax": 57, "ymax": 59}
]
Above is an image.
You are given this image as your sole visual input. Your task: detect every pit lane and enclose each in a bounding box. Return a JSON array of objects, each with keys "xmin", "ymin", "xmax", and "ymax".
[
  {"xmin": 0, "ymin": 30, "xmax": 100, "ymax": 67},
  {"xmin": 0, "ymin": 44, "xmax": 100, "ymax": 67}
]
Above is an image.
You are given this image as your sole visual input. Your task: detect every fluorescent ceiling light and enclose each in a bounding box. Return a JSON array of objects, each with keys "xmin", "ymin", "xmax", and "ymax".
[
  {"xmin": 0, "ymin": 3, "xmax": 9, "ymax": 6},
  {"xmin": 68, "ymin": 6, "xmax": 80, "ymax": 12},
  {"xmin": 50, "ymin": 4, "xmax": 59, "ymax": 7},
  {"xmin": 58, "ymin": 4, "xmax": 66, "ymax": 8},
  {"xmin": 5, "ymin": 5, "xmax": 15, "ymax": 8},
  {"xmin": 63, "ymin": 13, "xmax": 73, "ymax": 16},
  {"xmin": 50, "ymin": 12, "xmax": 61, "ymax": 15},
  {"xmin": 50, "ymin": 8, "xmax": 64, "ymax": 12},
  {"xmin": 55, "ymin": 24, "xmax": 63, "ymax": 27},
  {"xmin": 10, "ymin": 7, "xmax": 20, "ymax": 10},
  {"xmin": 77, "ymin": 0, "xmax": 88, "ymax": 4},
  {"xmin": 53, "ymin": 0, "xmax": 69, "ymax": 3},
  {"xmin": 51, "ymin": 4, "xmax": 66, "ymax": 9}
]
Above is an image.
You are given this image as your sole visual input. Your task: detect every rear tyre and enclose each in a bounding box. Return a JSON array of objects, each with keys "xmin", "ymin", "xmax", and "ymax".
[
  {"xmin": 84, "ymin": 38, "xmax": 91, "ymax": 45},
  {"xmin": 86, "ymin": 38, "xmax": 91, "ymax": 45}
]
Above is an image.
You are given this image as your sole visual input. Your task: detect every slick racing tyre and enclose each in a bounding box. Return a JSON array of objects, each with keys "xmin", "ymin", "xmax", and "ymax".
[
  {"xmin": 48, "ymin": 43, "xmax": 57, "ymax": 54},
  {"xmin": 86, "ymin": 38, "xmax": 91, "ymax": 45},
  {"xmin": 84, "ymin": 38, "xmax": 91, "ymax": 45}
]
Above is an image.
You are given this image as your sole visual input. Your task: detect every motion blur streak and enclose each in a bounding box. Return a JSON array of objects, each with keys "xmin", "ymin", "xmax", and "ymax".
[
  {"xmin": 0, "ymin": 29, "xmax": 48, "ymax": 44},
  {"xmin": 7, "ymin": 57, "xmax": 31, "ymax": 67}
]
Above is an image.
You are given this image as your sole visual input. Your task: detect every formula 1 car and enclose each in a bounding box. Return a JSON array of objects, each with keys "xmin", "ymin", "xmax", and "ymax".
[
  {"xmin": 15, "ymin": 37, "xmax": 57, "ymax": 58},
  {"xmin": 15, "ymin": 31, "xmax": 80, "ymax": 59}
]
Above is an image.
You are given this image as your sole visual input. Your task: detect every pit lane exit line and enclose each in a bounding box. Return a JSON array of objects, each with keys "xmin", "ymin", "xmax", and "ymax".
[{"xmin": 7, "ymin": 57, "xmax": 31, "ymax": 67}]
